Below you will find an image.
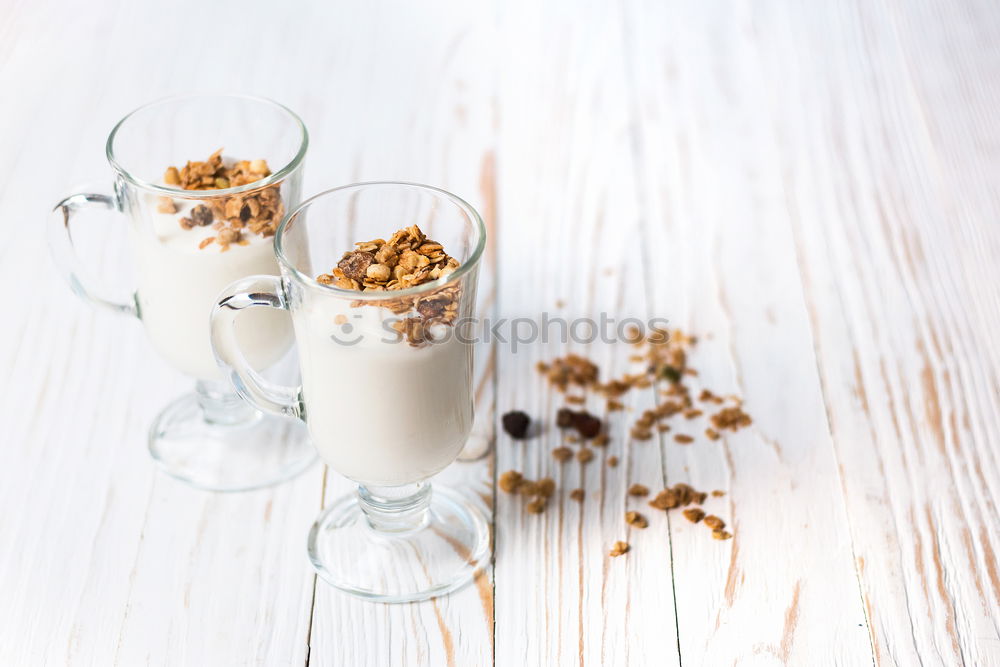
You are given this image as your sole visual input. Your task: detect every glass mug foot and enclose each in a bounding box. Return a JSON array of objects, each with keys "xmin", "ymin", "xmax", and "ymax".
[
  {"xmin": 148, "ymin": 381, "xmax": 315, "ymax": 492},
  {"xmin": 307, "ymin": 484, "xmax": 490, "ymax": 603}
]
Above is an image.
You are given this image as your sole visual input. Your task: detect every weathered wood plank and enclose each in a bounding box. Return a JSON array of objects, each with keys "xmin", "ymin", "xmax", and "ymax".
[
  {"xmin": 750, "ymin": 0, "xmax": 1000, "ymax": 663},
  {"xmin": 493, "ymin": 2, "xmax": 682, "ymax": 665},
  {"xmin": 301, "ymin": 1, "xmax": 497, "ymax": 665},
  {"xmin": 621, "ymin": 1, "xmax": 875, "ymax": 663}
]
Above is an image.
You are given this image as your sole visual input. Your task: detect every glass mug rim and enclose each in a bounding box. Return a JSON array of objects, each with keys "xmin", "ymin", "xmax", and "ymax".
[
  {"xmin": 274, "ymin": 181, "xmax": 487, "ymax": 302},
  {"xmin": 105, "ymin": 93, "xmax": 310, "ymax": 198}
]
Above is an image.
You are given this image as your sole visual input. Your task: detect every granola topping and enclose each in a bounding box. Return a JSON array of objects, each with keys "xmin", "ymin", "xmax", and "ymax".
[
  {"xmin": 316, "ymin": 225, "xmax": 462, "ymax": 347},
  {"xmin": 161, "ymin": 148, "xmax": 282, "ymax": 251}
]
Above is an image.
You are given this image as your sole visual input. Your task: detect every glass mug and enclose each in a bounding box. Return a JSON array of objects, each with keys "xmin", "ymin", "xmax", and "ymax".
[
  {"xmin": 48, "ymin": 94, "xmax": 315, "ymax": 491},
  {"xmin": 211, "ymin": 182, "xmax": 490, "ymax": 602}
]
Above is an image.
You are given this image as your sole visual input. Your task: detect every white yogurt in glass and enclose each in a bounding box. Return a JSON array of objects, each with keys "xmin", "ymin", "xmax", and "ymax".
[
  {"xmin": 131, "ymin": 197, "xmax": 293, "ymax": 381},
  {"xmin": 292, "ymin": 300, "xmax": 473, "ymax": 487}
]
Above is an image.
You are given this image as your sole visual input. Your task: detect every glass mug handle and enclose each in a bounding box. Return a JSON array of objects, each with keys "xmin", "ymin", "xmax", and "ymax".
[
  {"xmin": 49, "ymin": 191, "xmax": 139, "ymax": 317},
  {"xmin": 211, "ymin": 275, "xmax": 304, "ymax": 420}
]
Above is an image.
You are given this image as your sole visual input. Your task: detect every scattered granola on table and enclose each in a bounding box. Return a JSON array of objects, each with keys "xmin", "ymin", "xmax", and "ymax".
[
  {"xmin": 499, "ymin": 470, "xmax": 558, "ymax": 516},
  {"xmin": 503, "ymin": 326, "xmax": 742, "ymax": 545},
  {"xmin": 163, "ymin": 148, "xmax": 282, "ymax": 251},
  {"xmin": 556, "ymin": 407, "xmax": 603, "ymax": 439}
]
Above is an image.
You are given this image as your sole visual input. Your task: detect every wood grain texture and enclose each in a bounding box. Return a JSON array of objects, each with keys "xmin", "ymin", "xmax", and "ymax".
[
  {"xmin": 2, "ymin": 0, "xmax": 999, "ymax": 665},
  {"xmin": 493, "ymin": 2, "xmax": 682, "ymax": 665},
  {"xmin": 619, "ymin": 2, "xmax": 873, "ymax": 663},
  {"xmin": 751, "ymin": 1, "xmax": 1000, "ymax": 663}
]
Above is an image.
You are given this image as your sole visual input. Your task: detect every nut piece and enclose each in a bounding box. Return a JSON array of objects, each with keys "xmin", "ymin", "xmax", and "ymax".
[
  {"xmin": 628, "ymin": 484, "xmax": 649, "ymax": 497},
  {"xmin": 156, "ymin": 197, "xmax": 176, "ymax": 214},
  {"xmin": 592, "ymin": 432, "xmax": 610, "ymax": 447},
  {"xmin": 499, "ymin": 470, "xmax": 523, "ymax": 493},
  {"xmin": 711, "ymin": 490, "xmax": 726, "ymax": 497},
  {"xmin": 607, "ymin": 456, "xmax": 619, "ymax": 468},
  {"xmin": 682, "ymin": 508, "xmax": 705, "ymax": 523},
  {"xmin": 625, "ymin": 511, "xmax": 648, "ymax": 529},
  {"xmin": 367, "ymin": 263, "xmax": 391, "ymax": 282},
  {"xmin": 674, "ymin": 434, "xmax": 694, "ymax": 444},
  {"xmin": 518, "ymin": 481, "xmax": 540, "ymax": 496},
  {"xmin": 537, "ymin": 478, "xmax": 556, "ymax": 498},
  {"xmin": 526, "ymin": 498, "xmax": 546, "ymax": 514},
  {"xmin": 712, "ymin": 529, "xmax": 733, "ymax": 540},
  {"xmin": 609, "ymin": 541, "xmax": 630, "ymax": 557},
  {"xmin": 164, "ymin": 166, "xmax": 181, "ymax": 185},
  {"xmin": 501, "ymin": 411, "xmax": 531, "ymax": 439},
  {"xmin": 649, "ymin": 488, "xmax": 679, "ymax": 510},
  {"xmin": 570, "ymin": 489, "xmax": 585, "ymax": 502},
  {"xmin": 338, "ymin": 251, "xmax": 375, "ymax": 281},
  {"xmin": 576, "ymin": 448, "xmax": 594, "ymax": 464},
  {"xmin": 218, "ymin": 227, "xmax": 241, "ymax": 246},
  {"xmin": 552, "ymin": 446, "xmax": 573, "ymax": 462},
  {"xmin": 705, "ymin": 428, "xmax": 720, "ymax": 441},
  {"xmin": 703, "ymin": 515, "xmax": 725, "ymax": 530},
  {"xmin": 555, "ymin": 407, "xmax": 603, "ymax": 439},
  {"xmin": 710, "ymin": 406, "xmax": 753, "ymax": 432}
]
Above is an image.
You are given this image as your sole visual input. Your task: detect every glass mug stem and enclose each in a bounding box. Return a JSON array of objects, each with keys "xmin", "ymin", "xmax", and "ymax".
[
  {"xmin": 195, "ymin": 379, "xmax": 256, "ymax": 426},
  {"xmin": 357, "ymin": 483, "xmax": 432, "ymax": 533}
]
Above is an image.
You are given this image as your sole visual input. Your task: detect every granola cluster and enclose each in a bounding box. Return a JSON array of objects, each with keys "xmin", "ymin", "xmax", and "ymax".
[
  {"xmin": 498, "ymin": 325, "xmax": 743, "ymax": 557},
  {"xmin": 499, "ymin": 471, "xmax": 555, "ymax": 514},
  {"xmin": 317, "ymin": 225, "xmax": 462, "ymax": 346},
  {"xmin": 159, "ymin": 148, "xmax": 284, "ymax": 251},
  {"xmin": 537, "ymin": 328, "xmax": 753, "ymax": 444}
]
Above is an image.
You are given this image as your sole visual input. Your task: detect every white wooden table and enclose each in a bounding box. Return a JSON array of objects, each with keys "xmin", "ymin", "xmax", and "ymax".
[{"xmin": 3, "ymin": 0, "xmax": 999, "ymax": 664}]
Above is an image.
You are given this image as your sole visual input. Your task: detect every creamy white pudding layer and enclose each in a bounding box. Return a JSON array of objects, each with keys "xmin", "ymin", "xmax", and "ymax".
[
  {"xmin": 293, "ymin": 300, "xmax": 473, "ymax": 487},
  {"xmin": 131, "ymin": 197, "xmax": 293, "ymax": 381}
]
